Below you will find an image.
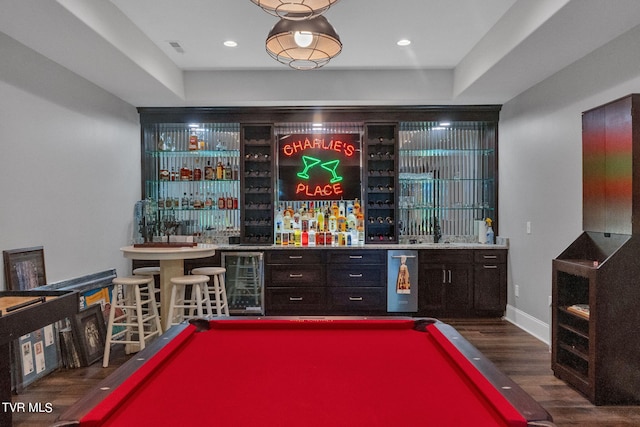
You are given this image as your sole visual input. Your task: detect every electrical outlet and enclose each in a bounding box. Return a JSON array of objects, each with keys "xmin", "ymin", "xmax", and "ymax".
[
  {"xmin": 526, "ymin": 221, "xmax": 531, "ymax": 234},
  {"xmin": 548, "ymin": 296, "xmax": 552, "ymax": 306},
  {"xmin": 515, "ymin": 285, "xmax": 519, "ymax": 298}
]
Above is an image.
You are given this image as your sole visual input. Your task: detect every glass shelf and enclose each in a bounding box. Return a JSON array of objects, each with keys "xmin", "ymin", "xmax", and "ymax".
[{"xmin": 148, "ymin": 149, "xmax": 240, "ymax": 158}]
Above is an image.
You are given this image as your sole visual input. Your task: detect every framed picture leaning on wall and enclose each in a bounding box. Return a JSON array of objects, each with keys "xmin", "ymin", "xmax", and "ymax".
[
  {"xmin": 73, "ymin": 304, "xmax": 107, "ymax": 367},
  {"xmin": 3, "ymin": 246, "xmax": 47, "ymax": 290}
]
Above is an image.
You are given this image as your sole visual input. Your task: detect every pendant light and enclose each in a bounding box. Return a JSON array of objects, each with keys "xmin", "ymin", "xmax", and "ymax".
[
  {"xmin": 265, "ymin": 15, "xmax": 342, "ymax": 70},
  {"xmin": 251, "ymin": 0, "xmax": 339, "ymax": 20}
]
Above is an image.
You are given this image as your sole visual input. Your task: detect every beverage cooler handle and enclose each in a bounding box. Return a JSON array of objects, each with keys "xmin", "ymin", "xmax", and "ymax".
[{"xmin": 391, "ymin": 255, "xmax": 416, "ymax": 259}]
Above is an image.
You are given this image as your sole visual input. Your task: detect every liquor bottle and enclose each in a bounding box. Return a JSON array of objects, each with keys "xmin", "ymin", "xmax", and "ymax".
[
  {"xmin": 193, "ymin": 158, "xmax": 202, "ymax": 181},
  {"xmin": 205, "ymin": 161, "xmax": 214, "ymax": 180},
  {"xmin": 193, "ymin": 192, "xmax": 202, "ymax": 209},
  {"xmin": 216, "ymin": 161, "xmax": 224, "ymax": 180},
  {"xmin": 204, "ymin": 193, "xmax": 213, "ymax": 209},
  {"xmin": 189, "ymin": 132, "xmax": 198, "ymax": 151},
  {"xmin": 316, "ymin": 204, "xmax": 325, "ymax": 232},
  {"xmin": 224, "ymin": 161, "xmax": 232, "ymax": 180},
  {"xmin": 232, "ymin": 160, "xmax": 239, "ymax": 180},
  {"xmin": 323, "ymin": 205, "xmax": 329, "ymax": 232},
  {"xmin": 274, "ymin": 205, "xmax": 283, "ymax": 237},
  {"xmin": 283, "ymin": 207, "xmax": 292, "ymax": 230},
  {"xmin": 337, "ymin": 202, "xmax": 347, "ymax": 232},
  {"xmin": 217, "ymin": 194, "xmax": 225, "ymax": 210},
  {"xmin": 347, "ymin": 201, "xmax": 357, "ymax": 232},
  {"xmin": 181, "ymin": 192, "xmax": 189, "ymax": 209},
  {"xmin": 308, "ymin": 224, "xmax": 316, "ymax": 247},
  {"xmin": 301, "ymin": 220, "xmax": 308, "ymax": 246},
  {"xmin": 331, "ymin": 201, "xmax": 339, "ymax": 218},
  {"xmin": 275, "ymin": 222, "xmax": 282, "ymax": 245},
  {"xmin": 180, "ymin": 163, "xmax": 191, "ymax": 181},
  {"xmin": 190, "ymin": 193, "xmax": 195, "ymax": 209},
  {"xmin": 226, "ymin": 193, "xmax": 233, "ymax": 210},
  {"xmin": 294, "ymin": 227, "xmax": 301, "ymax": 246},
  {"xmin": 328, "ymin": 206, "xmax": 337, "ymax": 232},
  {"xmin": 233, "ymin": 196, "xmax": 238, "ymax": 210},
  {"xmin": 293, "ymin": 207, "xmax": 301, "ymax": 229},
  {"xmin": 170, "ymin": 167, "xmax": 177, "ymax": 181}
]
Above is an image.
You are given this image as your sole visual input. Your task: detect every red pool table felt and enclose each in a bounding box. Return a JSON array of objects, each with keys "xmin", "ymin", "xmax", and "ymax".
[{"xmin": 71, "ymin": 319, "xmax": 545, "ymax": 427}]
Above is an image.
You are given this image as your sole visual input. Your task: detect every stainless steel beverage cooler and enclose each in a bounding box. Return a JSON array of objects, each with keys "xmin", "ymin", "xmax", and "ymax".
[
  {"xmin": 221, "ymin": 252, "xmax": 264, "ymax": 315},
  {"xmin": 387, "ymin": 250, "xmax": 418, "ymax": 312}
]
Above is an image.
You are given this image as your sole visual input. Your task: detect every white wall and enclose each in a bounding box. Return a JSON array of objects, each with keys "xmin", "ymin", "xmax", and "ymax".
[
  {"xmin": 0, "ymin": 33, "xmax": 140, "ymax": 290},
  {"xmin": 500, "ymin": 23, "xmax": 640, "ymax": 343}
]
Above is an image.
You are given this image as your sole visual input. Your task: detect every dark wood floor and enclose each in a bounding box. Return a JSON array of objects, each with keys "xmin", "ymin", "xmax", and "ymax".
[{"xmin": 10, "ymin": 318, "xmax": 640, "ymax": 426}]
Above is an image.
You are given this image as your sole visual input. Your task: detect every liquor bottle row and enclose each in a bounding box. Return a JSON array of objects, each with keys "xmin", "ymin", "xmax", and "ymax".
[
  {"xmin": 158, "ymin": 157, "xmax": 240, "ymax": 182},
  {"xmin": 156, "ymin": 126, "xmax": 239, "ymax": 152},
  {"xmin": 158, "ymin": 192, "xmax": 238, "ymax": 210},
  {"xmin": 273, "ymin": 199, "xmax": 365, "ymax": 247}
]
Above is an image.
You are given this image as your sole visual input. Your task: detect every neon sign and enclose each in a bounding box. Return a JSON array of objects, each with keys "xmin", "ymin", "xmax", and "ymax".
[{"xmin": 278, "ymin": 134, "xmax": 360, "ymax": 201}]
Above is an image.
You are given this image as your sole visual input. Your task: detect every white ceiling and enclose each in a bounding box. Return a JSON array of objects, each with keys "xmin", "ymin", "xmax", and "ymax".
[{"xmin": 2, "ymin": 0, "xmax": 640, "ymax": 107}]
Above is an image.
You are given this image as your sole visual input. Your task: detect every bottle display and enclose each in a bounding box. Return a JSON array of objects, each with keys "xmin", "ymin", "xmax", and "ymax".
[
  {"xmin": 396, "ymin": 121, "xmax": 496, "ymax": 242},
  {"xmin": 144, "ymin": 123, "xmax": 241, "ymax": 242},
  {"xmin": 273, "ymin": 200, "xmax": 364, "ymax": 246}
]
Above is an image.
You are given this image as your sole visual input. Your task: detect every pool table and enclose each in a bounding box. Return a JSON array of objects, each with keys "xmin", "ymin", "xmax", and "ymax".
[{"xmin": 57, "ymin": 317, "xmax": 554, "ymax": 427}]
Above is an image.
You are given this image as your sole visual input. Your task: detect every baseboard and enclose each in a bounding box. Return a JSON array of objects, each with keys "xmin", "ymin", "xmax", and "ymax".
[{"xmin": 504, "ymin": 304, "xmax": 550, "ymax": 346}]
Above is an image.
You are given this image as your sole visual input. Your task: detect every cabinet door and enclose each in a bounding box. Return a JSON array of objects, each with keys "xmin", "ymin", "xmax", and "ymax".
[
  {"xmin": 419, "ymin": 264, "xmax": 472, "ymax": 316},
  {"xmin": 474, "ymin": 263, "xmax": 506, "ymax": 312}
]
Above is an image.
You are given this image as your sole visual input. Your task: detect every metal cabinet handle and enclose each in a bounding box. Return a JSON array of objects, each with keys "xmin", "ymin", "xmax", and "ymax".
[
  {"xmin": 349, "ymin": 273, "xmax": 363, "ymax": 278},
  {"xmin": 483, "ymin": 265, "xmax": 498, "ymax": 269},
  {"xmin": 289, "ymin": 297, "xmax": 303, "ymax": 301},
  {"xmin": 349, "ymin": 297, "xmax": 364, "ymax": 301},
  {"xmin": 349, "ymin": 255, "xmax": 363, "ymax": 259},
  {"xmin": 289, "ymin": 256, "xmax": 303, "ymax": 259},
  {"xmin": 448, "ymin": 270, "xmax": 452, "ymax": 283},
  {"xmin": 289, "ymin": 274, "xmax": 303, "ymax": 278},
  {"xmin": 442, "ymin": 269, "xmax": 446, "ymax": 283},
  {"xmin": 483, "ymin": 255, "xmax": 497, "ymax": 259},
  {"xmin": 391, "ymin": 255, "xmax": 416, "ymax": 259}
]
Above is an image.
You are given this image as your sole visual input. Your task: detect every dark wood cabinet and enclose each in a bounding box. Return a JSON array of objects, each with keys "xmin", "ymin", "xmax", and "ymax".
[
  {"xmin": 473, "ymin": 250, "xmax": 507, "ymax": 315},
  {"xmin": 552, "ymin": 234, "xmax": 640, "ymax": 405},
  {"xmin": 265, "ymin": 250, "xmax": 326, "ymax": 315},
  {"xmin": 264, "ymin": 249, "xmax": 387, "ymax": 315},
  {"xmin": 552, "ymin": 94, "xmax": 640, "ymax": 404},
  {"xmin": 418, "ymin": 250, "xmax": 473, "ymax": 317},
  {"xmin": 326, "ymin": 250, "xmax": 386, "ymax": 314}
]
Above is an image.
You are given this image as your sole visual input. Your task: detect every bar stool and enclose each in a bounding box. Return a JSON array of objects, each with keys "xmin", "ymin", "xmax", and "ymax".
[
  {"xmin": 166, "ymin": 275, "xmax": 212, "ymax": 331},
  {"xmin": 103, "ymin": 276, "xmax": 163, "ymax": 367},
  {"xmin": 133, "ymin": 266, "xmax": 161, "ymax": 314},
  {"xmin": 191, "ymin": 267, "xmax": 230, "ymax": 316}
]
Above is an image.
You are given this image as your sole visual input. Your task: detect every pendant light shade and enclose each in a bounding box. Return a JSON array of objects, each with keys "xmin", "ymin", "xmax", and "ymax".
[
  {"xmin": 251, "ymin": 0, "xmax": 339, "ymax": 20},
  {"xmin": 266, "ymin": 15, "xmax": 342, "ymax": 70}
]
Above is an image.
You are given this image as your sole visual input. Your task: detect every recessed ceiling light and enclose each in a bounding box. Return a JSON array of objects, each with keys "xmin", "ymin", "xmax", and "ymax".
[
  {"xmin": 224, "ymin": 40, "xmax": 238, "ymax": 47},
  {"xmin": 397, "ymin": 39, "xmax": 411, "ymax": 47}
]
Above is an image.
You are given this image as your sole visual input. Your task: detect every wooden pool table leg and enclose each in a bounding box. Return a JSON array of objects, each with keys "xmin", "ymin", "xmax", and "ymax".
[{"xmin": 0, "ymin": 342, "xmax": 13, "ymax": 426}]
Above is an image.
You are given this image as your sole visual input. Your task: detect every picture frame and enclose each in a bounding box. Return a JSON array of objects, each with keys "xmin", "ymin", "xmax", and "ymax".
[
  {"xmin": 3, "ymin": 246, "xmax": 47, "ymax": 290},
  {"xmin": 72, "ymin": 304, "xmax": 107, "ymax": 367}
]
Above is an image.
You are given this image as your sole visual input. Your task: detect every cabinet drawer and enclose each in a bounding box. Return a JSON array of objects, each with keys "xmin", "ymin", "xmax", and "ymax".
[
  {"xmin": 474, "ymin": 250, "xmax": 507, "ymax": 264},
  {"xmin": 268, "ymin": 265, "xmax": 324, "ymax": 286},
  {"xmin": 327, "ymin": 265, "xmax": 385, "ymax": 287},
  {"xmin": 419, "ymin": 250, "xmax": 472, "ymax": 264},
  {"xmin": 326, "ymin": 250, "xmax": 385, "ymax": 264},
  {"xmin": 328, "ymin": 287, "xmax": 386, "ymax": 312},
  {"xmin": 266, "ymin": 250, "xmax": 324, "ymax": 264},
  {"xmin": 266, "ymin": 287, "xmax": 326, "ymax": 313}
]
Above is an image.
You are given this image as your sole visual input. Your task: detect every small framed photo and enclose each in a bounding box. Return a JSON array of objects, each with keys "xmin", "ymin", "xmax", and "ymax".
[
  {"xmin": 3, "ymin": 246, "xmax": 47, "ymax": 290},
  {"xmin": 73, "ymin": 304, "xmax": 107, "ymax": 367}
]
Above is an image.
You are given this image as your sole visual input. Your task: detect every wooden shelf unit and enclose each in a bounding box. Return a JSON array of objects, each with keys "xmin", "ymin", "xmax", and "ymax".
[{"xmin": 553, "ymin": 94, "xmax": 640, "ymax": 404}]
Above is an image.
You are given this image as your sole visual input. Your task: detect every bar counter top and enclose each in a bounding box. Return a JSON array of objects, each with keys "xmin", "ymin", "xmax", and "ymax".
[{"xmin": 213, "ymin": 241, "xmax": 508, "ymax": 251}]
